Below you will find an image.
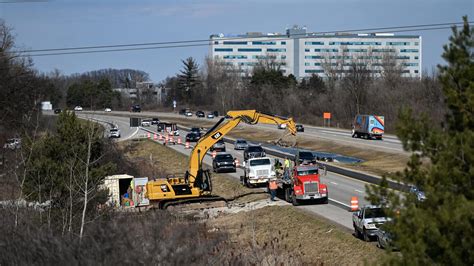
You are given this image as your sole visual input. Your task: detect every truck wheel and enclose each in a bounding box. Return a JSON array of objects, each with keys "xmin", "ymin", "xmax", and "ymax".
[
  {"xmin": 321, "ymin": 196, "xmax": 328, "ymax": 204},
  {"xmin": 291, "ymin": 192, "xmax": 299, "ymax": 206}
]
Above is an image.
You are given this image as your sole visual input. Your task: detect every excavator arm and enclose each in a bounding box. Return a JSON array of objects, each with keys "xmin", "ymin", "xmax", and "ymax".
[{"xmin": 188, "ymin": 110, "xmax": 296, "ymax": 189}]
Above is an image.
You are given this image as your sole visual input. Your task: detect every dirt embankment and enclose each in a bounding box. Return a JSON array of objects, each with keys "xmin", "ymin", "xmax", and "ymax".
[{"xmin": 119, "ymin": 139, "xmax": 384, "ymax": 265}]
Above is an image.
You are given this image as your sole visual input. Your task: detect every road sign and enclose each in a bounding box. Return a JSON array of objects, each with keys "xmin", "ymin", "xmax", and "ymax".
[
  {"xmin": 173, "ymin": 100, "xmax": 177, "ymax": 108},
  {"xmin": 323, "ymin": 112, "xmax": 331, "ymax": 119},
  {"xmin": 130, "ymin": 117, "xmax": 140, "ymax": 127}
]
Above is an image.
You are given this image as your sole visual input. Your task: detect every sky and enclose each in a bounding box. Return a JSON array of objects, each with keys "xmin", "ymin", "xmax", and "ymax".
[{"xmin": 1, "ymin": 0, "xmax": 472, "ymax": 82}]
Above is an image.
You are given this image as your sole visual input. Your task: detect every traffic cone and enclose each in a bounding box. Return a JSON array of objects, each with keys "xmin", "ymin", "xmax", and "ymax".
[
  {"xmin": 153, "ymin": 133, "xmax": 157, "ymax": 140},
  {"xmin": 212, "ymin": 150, "xmax": 217, "ymax": 158},
  {"xmin": 235, "ymin": 159, "xmax": 240, "ymax": 168},
  {"xmin": 170, "ymin": 136, "xmax": 174, "ymax": 143},
  {"xmin": 185, "ymin": 141, "xmax": 190, "ymax": 149},
  {"xmin": 159, "ymin": 134, "xmax": 163, "ymax": 141},
  {"xmin": 350, "ymin": 196, "xmax": 359, "ymax": 211},
  {"xmin": 147, "ymin": 132, "xmax": 151, "ymax": 139},
  {"xmin": 178, "ymin": 138, "xmax": 182, "ymax": 144}
]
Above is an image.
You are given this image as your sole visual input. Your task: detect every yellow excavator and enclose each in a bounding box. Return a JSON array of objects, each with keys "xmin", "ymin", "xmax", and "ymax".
[{"xmin": 145, "ymin": 110, "xmax": 297, "ymax": 209}]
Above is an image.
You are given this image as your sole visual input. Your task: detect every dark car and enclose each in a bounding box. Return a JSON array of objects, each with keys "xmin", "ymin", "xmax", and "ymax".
[
  {"xmin": 179, "ymin": 109, "xmax": 187, "ymax": 115},
  {"xmin": 212, "ymin": 111, "xmax": 219, "ymax": 117},
  {"xmin": 54, "ymin": 108, "xmax": 61, "ymax": 114},
  {"xmin": 131, "ymin": 104, "xmax": 141, "ymax": 112},
  {"xmin": 190, "ymin": 127, "xmax": 201, "ymax": 134},
  {"xmin": 210, "ymin": 139, "xmax": 226, "ymax": 152},
  {"xmin": 298, "ymin": 151, "xmax": 316, "ymax": 165},
  {"xmin": 185, "ymin": 132, "xmax": 201, "ymax": 142},
  {"xmin": 296, "ymin": 124, "xmax": 304, "ymax": 132},
  {"xmin": 212, "ymin": 153, "xmax": 236, "ymax": 173},
  {"xmin": 244, "ymin": 145, "xmax": 266, "ymax": 161},
  {"xmin": 151, "ymin": 118, "xmax": 160, "ymax": 125},
  {"xmin": 196, "ymin": 111, "xmax": 205, "ymax": 118}
]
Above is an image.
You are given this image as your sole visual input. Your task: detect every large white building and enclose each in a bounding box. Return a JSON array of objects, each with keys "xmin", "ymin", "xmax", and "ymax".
[{"xmin": 210, "ymin": 26, "xmax": 421, "ymax": 79}]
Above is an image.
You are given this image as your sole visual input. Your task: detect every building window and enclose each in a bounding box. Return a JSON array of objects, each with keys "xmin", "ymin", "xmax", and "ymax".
[
  {"xmin": 415, "ymin": 70, "xmax": 419, "ymax": 73},
  {"xmin": 305, "ymin": 69, "xmax": 324, "ymax": 73},
  {"xmin": 214, "ymin": 41, "xmax": 219, "ymax": 45},
  {"xmin": 305, "ymin": 49, "xmax": 310, "ymax": 52},
  {"xmin": 305, "ymin": 41, "xmax": 324, "ymax": 45},
  {"xmin": 223, "ymin": 41, "xmax": 248, "ymax": 45},
  {"xmin": 387, "ymin": 42, "xmax": 410, "ymax": 46},
  {"xmin": 223, "ymin": 55, "xmax": 247, "ymax": 59},
  {"xmin": 396, "ymin": 56, "xmax": 410, "ymax": 60},
  {"xmin": 314, "ymin": 63, "xmax": 321, "ymax": 66},
  {"xmin": 305, "ymin": 55, "xmax": 322, "ymax": 59},
  {"xmin": 252, "ymin": 55, "xmax": 276, "ymax": 59},
  {"xmin": 214, "ymin": 48, "xmax": 233, "ymax": 52},
  {"xmin": 315, "ymin": 48, "xmax": 339, "ymax": 52},
  {"xmin": 281, "ymin": 41, "xmax": 286, "ymax": 45},
  {"xmin": 237, "ymin": 48, "xmax": 262, "ymax": 52},
  {"xmin": 403, "ymin": 63, "xmax": 419, "ymax": 66},
  {"xmin": 267, "ymin": 48, "xmax": 286, "ymax": 52},
  {"xmin": 343, "ymin": 49, "xmax": 367, "ymax": 53},
  {"xmin": 304, "ymin": 62, "xmax": 310, "ymax": 66},
  {"xmin": 400, "ymin": 49, "xmax": 419, "ymax": 53},
  {"xmin": 281, "ymin": 55, "xmax": 287, "ymax": 59},
  {"xmin": 415, "ymin": 42, "xmax": 419, "ymax": 46},
  {"xmin": 372, "ymin": 48, "xmax": 396, "ymax": 53},
  {"xmin": 329, "ymin": 41, "xmax": 381, "ymax": 46},
  {"xmin": 252, "ymin": 41, "xmax": 276, "ymax": 45},
  {"xmin": 414, "ymin": 56, "xmax": 419, "ymax": 59}
]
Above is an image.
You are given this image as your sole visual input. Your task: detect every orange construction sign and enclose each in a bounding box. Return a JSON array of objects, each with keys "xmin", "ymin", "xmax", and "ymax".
[{"xmin": 323, "ymin": 112, "xmax": 331, "ymax": 119}]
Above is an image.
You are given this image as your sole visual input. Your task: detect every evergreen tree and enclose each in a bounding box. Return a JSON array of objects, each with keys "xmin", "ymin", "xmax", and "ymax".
[
  {"xmin": 367, "ymin": 16, "xmax": 473, "ymax": 265},
  {"xmin": 177, "ymin": 57, "xmax": 201, "ymax": 104}
]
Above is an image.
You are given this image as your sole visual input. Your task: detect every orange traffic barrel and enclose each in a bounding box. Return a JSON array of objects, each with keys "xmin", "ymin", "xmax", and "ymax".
[
  {"xmin": 350, "ymin": 196, "xmax": 359, "ymax": 211},
  {"xmin": 185, "ymin": 141, "xmax": 190, "ymax": 149}
]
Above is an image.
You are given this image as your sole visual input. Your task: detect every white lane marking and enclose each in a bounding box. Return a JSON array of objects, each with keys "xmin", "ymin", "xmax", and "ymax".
[
  {"xmin": 328, "ymin": 198, "xmax": 351, "ymax": 208},
  {"xmin": 123, "ymin": 126, "xmax": 140, "ymax": 141},
  {"xmin": 354, "ymin": 189, "xmax": 364, "ymax": 193},
  {"xmin": 330, "ymin": 182, "xmax": 338, "ymax": 185}
]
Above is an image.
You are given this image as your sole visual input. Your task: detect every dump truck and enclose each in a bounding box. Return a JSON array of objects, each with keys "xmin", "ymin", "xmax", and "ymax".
[
  {"xmin": 351, "ymin": 114, "xmax": 384, "ymax": 140},
  {"xmin": 277, "ymin": 164, "xmax": 328, "ymax": 205},
  {"xmin": 241, "ymin": 157, "xmax": 276, "ymax": 187}
]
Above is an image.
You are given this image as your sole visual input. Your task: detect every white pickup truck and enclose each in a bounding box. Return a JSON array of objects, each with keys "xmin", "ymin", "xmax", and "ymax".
[
  {"xmin": 352, "ymin": 205, "xmax": 389, "ymax": 241},
  {"xmin": 241, "ymin": 157, "xmax": 275, "ymax": 187}
]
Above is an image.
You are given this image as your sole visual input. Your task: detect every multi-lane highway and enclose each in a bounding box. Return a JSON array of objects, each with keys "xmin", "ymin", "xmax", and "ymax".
[{"xmin": 77, "ymin": 112, "xmax": 378, "ymax": 230}]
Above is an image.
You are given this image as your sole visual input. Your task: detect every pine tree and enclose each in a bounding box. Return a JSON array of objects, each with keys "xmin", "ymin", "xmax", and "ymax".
[
  {"xmin": 367, "ymin": 16, "xmax": 473, "ymax": 265},
  {"xmin": 177, "ymin": 57, "xmax": 201, "ymax": 104}
]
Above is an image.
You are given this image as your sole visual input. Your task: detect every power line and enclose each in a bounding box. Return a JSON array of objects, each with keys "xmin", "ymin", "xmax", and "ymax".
[
  {"xmin": 15, "ymin": 24, "xmax": 472, "ymax": 57},
  {"xmin": 17, "ymin": 21, "xmax": 471, "ymax": 54}
]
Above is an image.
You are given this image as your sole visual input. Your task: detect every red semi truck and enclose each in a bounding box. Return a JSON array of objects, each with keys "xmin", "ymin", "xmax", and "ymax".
[{"xmin": 277, "ymin": 165, "xmax": 328, "ymax": 205}]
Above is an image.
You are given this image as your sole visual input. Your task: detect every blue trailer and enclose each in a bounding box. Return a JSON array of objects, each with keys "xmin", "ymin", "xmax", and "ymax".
[{"xmin": 351, "ymin": 115, "xmax": 384, "ymax": 140}]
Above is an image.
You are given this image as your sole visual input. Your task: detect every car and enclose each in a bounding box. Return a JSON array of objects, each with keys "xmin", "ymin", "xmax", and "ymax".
[
  {"xmin": 108, "ymin": 128, "xmax": 121, "ymax": 138},
  {"xmin": 196, "ymin": 111, "xmax": 205, "ymax": 118},
  {"xmin": 297, "ymin": 151, "xmax": 316, "ymax": 165},
  {"xmin": 185, "ymin": 111, "xmax": 193, "ymax": 117},
  {"xmin": 278, "ymin": 123, "xmax": 287, "ymax": 129},
  {"xmin": 3, "ymin": 138, "xmax": 21, "ymax": 150},
  {"xmin": 151, "ymin": 118, "xmax": 160, "ymax": 125},
  {"xmin": 179, "ymin": 109, "xmax": 187, "ymax": 115},
  {"xmin": 408, "ymin": 185, "xmax": 426, "ymax": 202},
  {"xmin": 234, "ymin": 139, "xmax": 248, "ymax": 150},
  {"xmin": 212, "ymin": 153, "xmax": 236, "ymax": 173},
  {"xmin": 131, "ymin": 104, "xmax": 141, "ymax": 112},
  {"xmin": 376, "ymin": 226, "xmax": 397, "ymax": 250},
  {"xmin": 353, "ymin": 205, "xmax": 389, "ymax": 241},
  {"xmin": 190, "ymin": 127, "xmax": 202, "ymax": 134},
  {"xmin": 207, "ymin": 113, "xmax": 215, "ymax": 119},
  {"xmin": 74, "ymin": 106, "xmax": 83, "ymax": 111},
  {"xmin": 185, "ymin": 132, "xmax": 201, "ymax": 142},
  {"xmin": 141, "ymin": 119, "xmax": 151, "ymax": 127},
  {"xmin": 104, "ymin": 108, "xmax": 112, "ymax": 112},
  {"xmin": 210, "ymin": 139, "xmax": 226, "ymax": 152},
  {"xmin": 296, "ymin": 124, "xmax": 304, "ymax": 132},
  {"xmin": 212, "ymin": 111, "xmax": 219, "ymax": 117},
  {"xmin": 243, "ymin": 145, "xmax": 266, "ymax": 160},
  {"xmin": 54, "ymin": 108, "xmax": 62, "ymax": 114}
]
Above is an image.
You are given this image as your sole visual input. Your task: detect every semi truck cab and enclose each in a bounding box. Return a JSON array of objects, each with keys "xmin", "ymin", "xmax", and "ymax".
[{"xmin": 280, "ymin": 165, "xmax": 328, "ymax": 205}]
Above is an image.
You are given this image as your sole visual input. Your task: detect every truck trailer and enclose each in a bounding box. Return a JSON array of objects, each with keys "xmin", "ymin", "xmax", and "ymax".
[{"xmin": 352, "ymin": 115, "xmax": 384, "ymax": 140}]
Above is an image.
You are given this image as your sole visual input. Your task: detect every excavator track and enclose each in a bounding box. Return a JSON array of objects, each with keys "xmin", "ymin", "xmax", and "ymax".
[{"xmin": 157, "ymin": 195, "xmax": 228, "ymax": 211}]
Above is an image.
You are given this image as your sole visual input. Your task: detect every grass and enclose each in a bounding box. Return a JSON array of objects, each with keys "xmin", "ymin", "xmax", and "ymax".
[
  {"xmin": 210, "ymin": 205, "xmax": 385, "ymax": 265},
  {"xmin": 118, "ymin": 139, "xmax": 385, "ymax": 265}
]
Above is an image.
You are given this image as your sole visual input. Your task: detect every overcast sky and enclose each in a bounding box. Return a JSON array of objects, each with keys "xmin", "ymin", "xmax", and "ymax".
[{"xmin": 1, "ymin": 0, "xmax": 472, "ymax": 81}]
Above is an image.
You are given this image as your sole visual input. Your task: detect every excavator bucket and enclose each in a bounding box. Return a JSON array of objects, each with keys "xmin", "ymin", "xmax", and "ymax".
[{"xmin": 274, "ymin": 130, "xmax": 297, "ymax": 147}]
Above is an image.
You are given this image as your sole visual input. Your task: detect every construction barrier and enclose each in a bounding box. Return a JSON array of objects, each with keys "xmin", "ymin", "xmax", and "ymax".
[
  {"xmin": 178, "ymin": 138, "xmax": 182, "ymax": 144},
  {"xmin": 350, "ymin": 196, "xmax": 359, "ymax": 211},
  {"xmin": 153, "ymin": 133, "xmax": 157, "ymax": 140},
  {"xmin": 170, "ymin": 136, "xmax": 174, "ymax": 143},
  {"xmin": 185, "ymin": 142, "xmax": 190, "ymax": 149},
  {"xmin": 159, "ymin": 134, "xmax": 163, "ymax": 141},
  {"xmin": 147, "ymin": 132, "xmax": 151, "ymax": 139},
  {"xmin": 212, "ymin": 150, "xmax": 217, "ymax": 158}
]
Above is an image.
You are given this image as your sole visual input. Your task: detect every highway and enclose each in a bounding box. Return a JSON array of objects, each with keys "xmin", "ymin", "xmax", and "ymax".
[
  {"xmin": 86, "ymin": 110, "xmax": 406, "ymax": 155},
  {"xmin": 77, "ymin": 112, "xmax": 377, "ymax": 230}
]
